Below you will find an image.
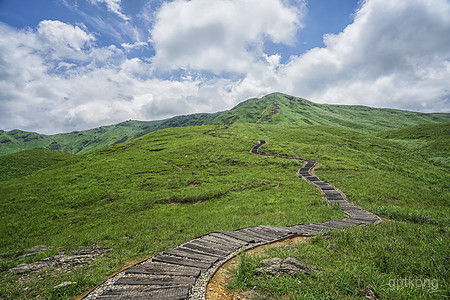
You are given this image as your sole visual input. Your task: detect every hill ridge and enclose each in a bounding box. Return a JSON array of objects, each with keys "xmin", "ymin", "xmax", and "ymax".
[{"xmin": 1, "ymin": 93, "xmax": 449, "ymax": 156}]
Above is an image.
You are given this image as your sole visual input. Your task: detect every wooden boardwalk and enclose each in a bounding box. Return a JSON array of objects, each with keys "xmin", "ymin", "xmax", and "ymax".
[{"xmin": 83, "ymin": 140, "xmax": 381, "ymax": 299}]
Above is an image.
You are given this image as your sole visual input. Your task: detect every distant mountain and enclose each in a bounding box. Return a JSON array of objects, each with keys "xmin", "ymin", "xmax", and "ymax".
[
  {"xmin": 1, "ymin": 93, "xmax": 448, "ymax": 156},
  {"xmin": 0, "ymin": 112, "xmax": 221, "ymax": 156}
]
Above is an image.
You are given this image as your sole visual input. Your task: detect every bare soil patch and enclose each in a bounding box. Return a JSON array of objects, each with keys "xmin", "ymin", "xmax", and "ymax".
[{"xmin": 206, "ymin": 235, "xmax": 310, "ymax": 300}]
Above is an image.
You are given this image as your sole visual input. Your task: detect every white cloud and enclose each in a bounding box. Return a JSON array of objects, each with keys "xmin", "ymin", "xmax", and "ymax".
[
  {"xmin": 37, "ymin": 20, "xmax": 95, "ymax": 51},
  {"xmin": 0, "ymin": 21, "xmax": 233, "ymax": 134},
  {"xmin": 275, "ymin": 0, "xmax": 450, "ymax": 112},
  {"xmin": 36, "ymin": 20, "xmax": 96, "ymax": 60},
  {"xmin": 151, "ymin": 0, "xmax": 304, "ymax": 73},
  {"xmin": 1, "ymin": 0, "xmax": 449, "ymax": 135},
  {"xmin": 90, "ymin": 0, "xmax": 130, "ymax": 21},
  {"xmin": 121, "ymin": 41, "xmax": 148, "ymax": 51}
]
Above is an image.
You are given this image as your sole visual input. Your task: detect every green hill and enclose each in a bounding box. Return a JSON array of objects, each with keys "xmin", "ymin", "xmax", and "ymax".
[
  {"xmin": 1, "ymin": 93, "xmax": 448, "ymax": 156},
  {"xmin": 1, "ymin": 93, "xmax": 449, "ymax": 298},
  {"xmin": 0, "ymin": 112, "xmax": 221, "ymax": 156},
  {"xmin": 212, "ymin": 93, "xmax": 450, "ymax": 132},
  {"xmin": 0, "ymin": 121, "xmax": 448, "ymax": 299},
  {"xmin": 377, "ymin": 122, "xmax": 450, "ymax": 167},
  {"xmin": 0, "ymin": 148, "xmax": 75, "ymax": 181}
]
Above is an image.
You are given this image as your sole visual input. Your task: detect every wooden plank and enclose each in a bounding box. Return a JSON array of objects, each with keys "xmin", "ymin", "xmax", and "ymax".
[
  {"xmin": 327, "ymin": 199, "xmax": 345, "ymax": 205},
  {"xmin": 290, "ymin": 225, "xmax": 317, "ymax": 235},
  {"xmin": 340, "ymin": 205, "xmax": 366, "ymax": 211},
  {"xmin": 259, "ymin": 225, "xmax": 294, "ymax": 236},
  {"xmin": 342, "ymin": 209, "xmax": 371, "ymax": 216},
  {"xmin": 350, "ymin": 215, "xmax": 379, "ymax": 222},
  {"xmin": 195, "ymin": 236, "xmax": 242, "ymax": 251},
  {"xmin": 294, "ymin": 224, "xmax": 327, "ymax": 233},
  {"xmin": 98, "ymin": 286, "xmax": 190, "ymax": 300},
  {"xmin": 177, "ymin": 245, "xmax": 224, "ymax": 259},
  {"xmin": 338, "ymin": 202, "xmax": 359, "ymax": 208},
  {"xmin": 190, "ymin": 238, "xmax": 235, "ymax": 253},
  {"xmin": 218, "ymin": 230, "xmax": 261, "ymax": 243},
  {"xmin": 322, "ymin": 190, "xmax": 343, "ymax": 197},
  {"xmin": 182, "ymin": 242, "xmax": 228, "ymax": 257},
  {"xmin": 313, "ymin": 181, "xmax": 330, "ymax": 186},
  {"xmin": 204, "ymin": 233, "xmax": 247, "ymax": 246},
  {"xmin": 139, "ymin": 287, "xmax": 190, "ymax": 300},
  {"xmin": 114, "ymin": 275, "xmax": 196, "ymax": 286},
  {"xmin": 246, "ymin": 227, "xmax": 281, "ymax": 239},
  {"xmin": 318, "ymin": 185, "xmax": 336, "ymax": 190},
  {"xmin": 97, "ymin": 284, "xmax": 191, "ymax": 294},
  {"xmin": 152, "ymin": 254, "xmax": 212, "ymax": 269},
  {"xmin": 201, "ymin": 234, "xmax": 246, "ymax": 248},
  {"xmin": 305, "ymin": 223, "xmax": 333, "ymax": 230},
  {"xmin": 175, "ymin": 245, "xmax": 224, "ymax": 259},
  {"xmin": 342, "ymin": 218, "xmax": 372, "ymax": 225},
  {"xmin": 239, "ymin": 229, "xmax": 274, "ymax": 241},
  {"xmin": 345, "ymin": 211, "xmax": 378, "ymax": 219},
  {"xmin": 324, "ymin": 194, "xmax": 345, "ymax": 200},
  {"xmin": 255, "ymin": 225, "xmax": 292, "ymax": 235},
  {"xmin": 163, "ymin": 248, "xmax": 219, "ymax": 263},
  {"xmin": 304, "ymin": 176, "xmax": 321, "ymax": 182},
  {"xmin": 126, "ymin": 262, "xmax": 201, "ymax": 277},
  {"xmin": 209, "ymin": 232, "xmax": 251, "ymax": 246}
]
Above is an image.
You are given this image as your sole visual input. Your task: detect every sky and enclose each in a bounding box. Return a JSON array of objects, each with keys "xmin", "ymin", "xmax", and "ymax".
[{"xmin": 0, "ymin": 0, "xmax": 449, "ymax": 134}]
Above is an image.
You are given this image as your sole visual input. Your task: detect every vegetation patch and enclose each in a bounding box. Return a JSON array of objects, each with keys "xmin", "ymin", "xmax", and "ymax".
[{"xmin": 228, "ymin": 222, "xmax": 448, "ymax": 299}]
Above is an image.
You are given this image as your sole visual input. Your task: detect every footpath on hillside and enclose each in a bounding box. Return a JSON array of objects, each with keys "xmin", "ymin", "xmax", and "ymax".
[{"xmin": 81, "ymin": 136, "xmax": 381, "ymax": 300}]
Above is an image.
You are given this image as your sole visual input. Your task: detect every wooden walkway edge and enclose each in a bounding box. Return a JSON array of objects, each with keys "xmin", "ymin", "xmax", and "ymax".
[{"xmin": 82, "ymin": 140, "xmax": 381, "ymax": 300}]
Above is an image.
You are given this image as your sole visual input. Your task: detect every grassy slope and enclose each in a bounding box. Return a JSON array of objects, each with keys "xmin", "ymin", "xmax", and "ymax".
[
  {"xmin": 0, "ymin": 112, "xmax": 222, "ymax": 156},
  {"xmin": 0, "ymin": 122, "xmax": 448, "ymax": 299},
  {"xmin": 1, "ymin": 93, "xmax": 448, "ymax": 157},
  {"xmin": 226, "ymin": 123, "xmax": 449, "ymax": 299},
  {"xmin": 0, "ymin": 148, "xmax": 75, "ymax": 181},
  {"xmin": 0, "ymin": 125, "xmax": 343, "ymax": 299},
  {"xmin": 376, "ymin": 122, "xmax": 450, "ymax": 167},
  {"xmin": 0, "ymin": 121, "xmax": 162, "ymax": 156},
  {"xmin": 212, "ymin": 93, "xmax": 450, "ymax": 133}
]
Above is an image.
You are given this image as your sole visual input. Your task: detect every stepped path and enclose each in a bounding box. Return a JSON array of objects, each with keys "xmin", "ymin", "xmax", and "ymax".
[{"xmin": 82, "ymin": 140, "xmax": 381, "ymax": 300}]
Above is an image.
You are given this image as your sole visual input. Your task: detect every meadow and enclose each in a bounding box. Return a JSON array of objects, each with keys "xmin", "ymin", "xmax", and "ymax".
[
  {"xmin": 0, "ymin": 121, "xmax": 448, "ymax": 299},
  {"xmin": 1, "ymin": 124, "xmax": 342, "ymax": 299},
  {"xmin": 225, "ymin": 123, "xmax": 449, "ymax": 299}
]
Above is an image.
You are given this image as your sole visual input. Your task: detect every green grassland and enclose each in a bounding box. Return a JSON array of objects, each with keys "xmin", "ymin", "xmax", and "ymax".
[
  {"xmin": 1, "ymin": 93, "xmax": 448, "ymax": 157},
  {"xmin": 0, "ymin": 112, "xmax": 222, "ymax": 156},
  {"xmin": 0, "ymin": 149, "xmax": 75, "ymax": 181},
  {"xmin": 224, "ymin": 123, "xmax": 449, "ymax": 299},
  {"xmin": 0, "ymin": 120, "xmax": 449, "ymax": 299},
  {"xmin": 211, "ymin": 93, "xmax": 450, "ymax": 133},
  {"xmin": 0, "ymin": 125, "xmax": 344, "ymax": 299}
]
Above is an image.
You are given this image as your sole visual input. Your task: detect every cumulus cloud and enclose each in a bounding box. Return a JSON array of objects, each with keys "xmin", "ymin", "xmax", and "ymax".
[
  {"xmin": 151, "ymin": 0, "xmax": 304, "ymax": 73},
  {"xmin": 0, "ymin": 20, "xmax": 233, "ymax": 134},
  {"xmin": 0, "ymin": 0, "xmax": 449, "ymax": 134},
  {"xmin": 36, "ymin": 20, "xmax": 96, "ymax": 60},
  {"xmin": 276, "ymin": 0, "xmax": 450, "ymax": 111}
]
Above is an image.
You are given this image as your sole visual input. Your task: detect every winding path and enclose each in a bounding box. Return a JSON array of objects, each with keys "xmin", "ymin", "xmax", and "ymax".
[{"xmin": 82, "ymin": 140, "xmax": 381, "ymax": 300}]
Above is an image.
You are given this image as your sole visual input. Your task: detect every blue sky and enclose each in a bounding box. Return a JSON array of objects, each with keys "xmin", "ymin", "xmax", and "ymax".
[{"xmin": 0, "ymin": 0, "xmax": 449, "ymax": 134}]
